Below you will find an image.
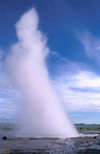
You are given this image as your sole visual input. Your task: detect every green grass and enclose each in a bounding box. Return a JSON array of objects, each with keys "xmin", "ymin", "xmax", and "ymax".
[
  {"xmin": 0, "ymin": 123, "xmax": 100, "ymax": 133},
  {"xmin": 75, "ymin": 124, "xmax": 100, "ymax": 131}
]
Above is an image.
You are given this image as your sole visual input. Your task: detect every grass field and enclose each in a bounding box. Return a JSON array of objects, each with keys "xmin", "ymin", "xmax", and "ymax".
[
  {"xmin": 75, "ymin": 124, "xmax": 100, "ymax": 131},
  {"xmin": 0, "ymin": 123, "xmax": 100, "ymax": 134}
]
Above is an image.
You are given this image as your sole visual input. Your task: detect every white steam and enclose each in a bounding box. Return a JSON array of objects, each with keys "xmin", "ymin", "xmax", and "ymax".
[{"xmin": 5, "ymin": 8, "xmax": 78, "ymax": 137}]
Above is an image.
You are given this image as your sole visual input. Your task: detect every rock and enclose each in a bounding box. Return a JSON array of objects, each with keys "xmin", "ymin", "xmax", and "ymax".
[
  {"xmin": 2, "ymin": 136, "xmax": 7, "ymax": 140},
  {"xmin": 93, "ymin": 136, "xmax": 96, "ymax": 139}
]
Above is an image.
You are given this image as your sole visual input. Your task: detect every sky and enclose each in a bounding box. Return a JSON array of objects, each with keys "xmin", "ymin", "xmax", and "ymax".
[{"xmin": 0, "ymin": 0, "xmax": 100, "ymax": 124}]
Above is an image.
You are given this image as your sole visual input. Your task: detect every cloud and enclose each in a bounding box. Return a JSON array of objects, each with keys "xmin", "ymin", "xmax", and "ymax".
[
  {"xmin": 77, "ymin": 30, "xmax": 100, "ymax": 63},
  {"xmin": 48, "ymin": 51, "xmax": 89, "ymax": 79},
  {"xmin": 0, "ymin": 48, "xmax": 19, "ymax": 122},
  {"xmin": 54, "ymin": 70, "xmax": 100, "ymax": 112},
  {"xmin": 0, "ymin": 88, "xmax": 19, "ymax": 122}
]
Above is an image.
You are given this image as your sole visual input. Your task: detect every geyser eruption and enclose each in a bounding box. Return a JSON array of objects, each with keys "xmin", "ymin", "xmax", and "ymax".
[{"xmin": 5, "ymin": 8, "xmax": 78, "ymax": 137}]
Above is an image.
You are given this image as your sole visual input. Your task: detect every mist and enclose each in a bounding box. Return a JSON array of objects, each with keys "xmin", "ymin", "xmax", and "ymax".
[{"xmin": 5, "ymin": 8, "xmax": 78, "ymax": 137}]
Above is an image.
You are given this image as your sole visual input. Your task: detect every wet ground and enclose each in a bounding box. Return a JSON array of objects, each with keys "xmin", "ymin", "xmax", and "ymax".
[{"xmin": 0, "ymin": 133, "xmax": 100, "ymax": 154}]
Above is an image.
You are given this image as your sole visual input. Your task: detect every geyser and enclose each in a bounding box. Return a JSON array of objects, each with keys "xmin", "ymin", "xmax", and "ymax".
[{"xmin": 5, "ymin": 8, "xmax": 78, "ymax": 138}]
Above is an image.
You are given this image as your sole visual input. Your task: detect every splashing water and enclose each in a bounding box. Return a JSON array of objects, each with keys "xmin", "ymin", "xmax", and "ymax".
[{"xmin": 5, "ymin": 8, "xmax": 79, "ymax": 138}]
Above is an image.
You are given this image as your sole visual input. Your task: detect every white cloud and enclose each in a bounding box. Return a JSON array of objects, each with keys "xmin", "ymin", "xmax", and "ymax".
[
  {"xmin": 69, "ymin": 71, "xmax": 100, "ymax": 89},
  {"xmin": 0, "ymin": 54, "xmax": 19, "ymax": 121},
  {"xmin": 54, "ymin": 70, "xmax": 100, "ymax": 112},
  {"xmin": 78, "ymin": 31, "xmax": 100, "ymax": 63}
]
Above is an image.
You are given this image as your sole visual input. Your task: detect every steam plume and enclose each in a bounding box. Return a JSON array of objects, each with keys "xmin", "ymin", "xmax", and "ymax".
[{"xmin": 5, "ymin": 8, "xmax": 78, "ymax": 137}]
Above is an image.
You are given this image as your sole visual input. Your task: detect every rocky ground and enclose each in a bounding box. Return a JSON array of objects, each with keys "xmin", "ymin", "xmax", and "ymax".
[
  {"xmin": 0, "ymin": 133, "xmax": 100, "ymax": 153},
  {"xmin": 0, "ymin": 123, "xmax": 100, "ymax": 153}
]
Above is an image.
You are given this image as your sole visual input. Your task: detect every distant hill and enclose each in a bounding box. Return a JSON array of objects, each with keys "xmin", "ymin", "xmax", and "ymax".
[{"xmin": 75, "ymin": 123, "xmax": 85, "ymax": 125}]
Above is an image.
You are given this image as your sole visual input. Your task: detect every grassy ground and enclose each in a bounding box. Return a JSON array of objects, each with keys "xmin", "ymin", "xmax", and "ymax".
[
  {"xmin": 75, "ymin": 124, "xmax": 100, "ymax": 131},
  {"xmin": 0, "ymin": 123, "xmax": 100, "ymax": 134}
]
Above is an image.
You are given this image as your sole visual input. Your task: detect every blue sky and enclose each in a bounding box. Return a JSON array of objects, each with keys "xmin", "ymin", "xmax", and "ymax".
[{"xmin": 0, "ymin": 0, "xmax": 100, "ymax": 124}]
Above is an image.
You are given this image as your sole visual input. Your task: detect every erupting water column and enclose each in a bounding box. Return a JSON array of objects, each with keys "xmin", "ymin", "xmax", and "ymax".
[{"xmin": 6, "ymin": 8, "xmax": 79, "ymax": 138}]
